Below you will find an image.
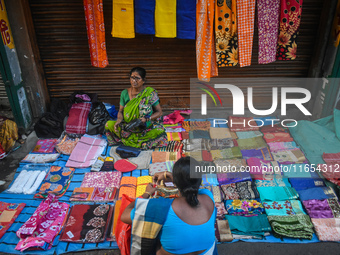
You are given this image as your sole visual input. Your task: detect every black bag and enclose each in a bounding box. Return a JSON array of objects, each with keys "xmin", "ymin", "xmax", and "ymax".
[
  {"xmin": 89, "ymin": 102, "xmax": 110, "ymax": 125},
  {"xmin": 122, "ymin": 118, "xmax": 146, "ymax": 132},
  {"xmin": 116, "ymin": 145, "xmax": 141, "ymax": 158}
]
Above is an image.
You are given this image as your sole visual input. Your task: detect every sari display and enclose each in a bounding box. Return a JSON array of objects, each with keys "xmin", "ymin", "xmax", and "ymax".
[
  {"xmin": 215, "ymin": 220, "xmax": 233, "ymax": 242},
  {"xmin": 226, "ymin": 214, "xmax": 271, "ymax": 237},
  {"xmin": 268, "ymin": 214, "xmax": 314, "ymax": 239},
  {"xmin": 257, "ymin": 186, "xmax": 299, "ymax": 201},
  {"xmin": 221, "ymin": 181, "xmax": 259, "ymax": 200},
  {"xmin": 303, "ymin": 198, "xmax": 340, "ymax": 218},
  {"xmin": 262, "ymin": 200, "xmax": 305, "ymax": 216},
  {"xmin": 105, "ymin": 87, "xmax": 167, "ymax": 150},
  {"xmin": 311, "ymin": 218, "xmax": 340, "ymax": 241},
  {"xmin": 237, "ymin": 137, "xmax": 267, "ymax": 150}
]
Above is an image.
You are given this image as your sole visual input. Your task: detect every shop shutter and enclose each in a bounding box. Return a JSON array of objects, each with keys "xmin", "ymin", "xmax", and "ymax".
[{"xmin": 29, "ymin": 0, "xmax": 324, "ymax": 109}]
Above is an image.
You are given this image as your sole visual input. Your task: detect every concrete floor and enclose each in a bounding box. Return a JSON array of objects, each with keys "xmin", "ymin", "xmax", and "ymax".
[{"xmin": 1, "ymin": 109, "xmax": 340, "ymax": 255}]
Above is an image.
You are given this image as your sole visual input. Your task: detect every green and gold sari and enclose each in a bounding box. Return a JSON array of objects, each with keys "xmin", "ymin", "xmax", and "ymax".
[{"xmin": 105, "ymin": 87, "xmax": 167, "ymax": 149}]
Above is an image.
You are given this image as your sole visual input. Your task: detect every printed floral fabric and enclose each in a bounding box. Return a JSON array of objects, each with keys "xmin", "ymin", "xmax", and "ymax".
[
  {"xmin": 268, "ymin": 214, "xmax": 314, "ymax": 239},
  {"xmin": 215, "ymin": 0, "xmax": 238, "ymax": 67},
  {"xmin": 0, "ymin": 202, "xmax": 25, "ymax": 240},
  {"xmin": 22, "ymin": 153, "xmax": 60, "ymax": 163},
  {"xmin": 60, "ymin": 204, "xmax": 113, "ymax": 243},
  {"xmin": 16, "ymin": 194, "xmax": 69, "ymax": 251},
  {"xmin": 32, "ymin": 139, "xmax": 58, "ymax": 153},
  {"xmin": 303, "ymin": 199, "xmax": 340, "ymax": 219},
  {"xmin": 311, "ymin": 218, "xmax": 340, "ymax": 241},
  {"xmin": 276, "ymin": 0, "xmax": 303, "ymax": 60},
  {"xmin": 80, "ymin": 171, "xmax": 122, "ymax": 189},
  {"xmin": 262, "ymin": 200, "xmax": 305, "ymax": 216},
  {"xmin": 257, "ymin": 0, "xmax": 280, "ymax": 64},
  {"xmin": 70, "ymin": 187, "xmax": 117, "ymax": 202},
  {"xmin": 225, "ymin": 199, "xmax": 265, "ymax": 216},
  {"xmin": 255, "ymin": 177, "xmax": 291, "ymax": 187},
  {"xmin": 35, "ymin": 166, "xmax": 75, "ymax": 198},
  {"xmin": 55, "ymin": 134, "xmax": 80, "ymax": 155},
  {"xmin": 221, "ymin": 181, "xmax": 259, "ymax": 200}
]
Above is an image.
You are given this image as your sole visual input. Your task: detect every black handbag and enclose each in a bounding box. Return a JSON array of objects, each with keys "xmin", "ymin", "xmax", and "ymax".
[
  {"xmin": 122, "ymin": 118, "xmax": 146, "ymax": 133},
  {"xmin": 116, "ymin": 145, "xmax": 141, "ymax": 158}
]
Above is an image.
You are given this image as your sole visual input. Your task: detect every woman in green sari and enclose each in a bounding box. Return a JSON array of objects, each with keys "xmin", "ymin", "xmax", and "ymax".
[{"xmin": 105, "ymin": 67, "xmax": 168, "ymax": 149}]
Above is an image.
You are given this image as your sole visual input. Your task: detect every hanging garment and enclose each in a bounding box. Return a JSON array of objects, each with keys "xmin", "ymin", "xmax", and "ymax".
[
  {"xmin": 60, "ymin": 204, "xmax": 113, "ymax": 243},
  {"xmin": 236, "ymin": 0, "xmax": 256, "ymax": 67},
  {"xmin": 16, "ymin": 195, "xmax": 69, "ymax": 251},
  {"xmin": 276, "ymin": 0, "xmax": 303, "ymax": 60},
  {"xmin": 215, "ymin": 0, "xmax": 238, "ymax": 67},
  {"xmin": 83, "ymin": 0, "xmax": 108, "ymax": 68},
  {"xmin": 177, "ymin": 0, "xmax": 196, "ymax": 39},
  {"xmin": 0, "ymin": 119, "xmax": 18, "ymax": 153},
  {"xmin": 135, "ymin": 0, "xmax": 155, "ymax": 34},
  {"xmin": 155, "ymin": 0, "xmax": 176, "ymax": 38},
  {"xmin": 196, "ymin": 0, "xmax": 218, "ymax": 81},
  {"xmin": 257, "ymin": 0, "xmax": 280, "ymax": 64},
  {"xmin": 112, "ymin": 0, "xmax": 135, "ymax": 38}
]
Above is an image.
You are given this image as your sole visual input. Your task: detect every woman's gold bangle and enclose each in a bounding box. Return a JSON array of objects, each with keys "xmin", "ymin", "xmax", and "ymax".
[
  {"xmin": 144, "ymin": 191, "xmax": 152, "ymax": 197},
  {"xmin": 164, "ymin": 171, "xmax": 167, "ymax": 180}
]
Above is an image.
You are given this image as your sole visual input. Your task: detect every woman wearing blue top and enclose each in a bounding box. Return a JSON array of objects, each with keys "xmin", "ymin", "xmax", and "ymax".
[{"xmin": 121, "ymin": 157, "xmax": 217, "ymax": 255}]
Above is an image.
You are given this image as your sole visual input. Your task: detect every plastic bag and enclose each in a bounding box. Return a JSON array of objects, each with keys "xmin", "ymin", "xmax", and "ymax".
[{"xmin": 89, "ymin": 102, "xmax": 110, "ymax": 125}]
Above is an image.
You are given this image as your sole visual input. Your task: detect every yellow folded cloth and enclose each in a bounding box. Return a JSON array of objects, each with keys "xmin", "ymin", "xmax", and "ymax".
[
  {"xmin": 136, "ymin": 176, "xmax": 153, "ymax": 197},
  {"xmin": 155, "ymin": 0, "xmax": 176, "ymax": 38},
  {"xmin": 112, "ymin": 0, "xmax": 135, "ymax": 38}
]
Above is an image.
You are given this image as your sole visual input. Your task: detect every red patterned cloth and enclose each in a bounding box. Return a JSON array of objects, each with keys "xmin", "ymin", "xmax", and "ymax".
[
  {"xmin": 66, "ymin": 102, "xmax": 91, "ymax": 134},
  {"xmin": 0, "ymin": 202, "xmax": 25, "ymax": 240},
  {"xmin": 322, "ymin": 152, "xmax": 340, "ymax": 164},
  {"xmin": 83, "ymin": 0, "xmax": 109, "ymax": 68},
  {"xmin": 276, "ymin": 0, "xmax": 303, "ymax": 60},
  {"xmin": 319, "ymin": 164, "xmax": 340, "ymax": 186}
]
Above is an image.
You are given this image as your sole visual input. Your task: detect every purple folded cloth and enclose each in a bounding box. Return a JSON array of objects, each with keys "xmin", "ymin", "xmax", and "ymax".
[
  {"xmin": 217, "ymin": 172, "xmax": 252, "ymax": 185},
  {"xmin": 241, "ymin": 148, "xmax": 273, "ymax": 161},
  {"xmin": 303, "ymin": 198, "xmax": 340, "ymax": 218}
]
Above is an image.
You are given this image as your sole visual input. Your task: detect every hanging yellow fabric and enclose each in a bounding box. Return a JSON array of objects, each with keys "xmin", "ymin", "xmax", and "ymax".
[
  {"xmin": 112, "ymin": 0, "xmax": 135, "ymax": 38},
  {"xmin": 155, "ymin": 0, "xmax": 176, "ymax": 38}
]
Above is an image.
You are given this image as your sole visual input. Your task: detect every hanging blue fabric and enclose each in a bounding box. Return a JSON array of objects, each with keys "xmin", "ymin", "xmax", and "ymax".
[
  {"xmin": 135, "ymin": 0, "xmax": 155, "ymax": 35},
  {"xmin": 176, "ymin": 0, "xmax": 196, "ymax": 39}
]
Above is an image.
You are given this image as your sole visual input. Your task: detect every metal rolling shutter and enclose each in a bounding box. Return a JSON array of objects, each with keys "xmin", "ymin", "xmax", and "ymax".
[{"xmin": 29, "ymin": 0, "xmax": 324, "ymax": 109}]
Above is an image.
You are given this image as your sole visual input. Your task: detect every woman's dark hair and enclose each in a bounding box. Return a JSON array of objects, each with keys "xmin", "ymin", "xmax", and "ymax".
[
  {"xmin": 130, "ymin": 67, "xmax": 146, "ymax": 80},
  {"xmin": 172, "ymin": 157, "xmax": 202, "ymax": 207}
]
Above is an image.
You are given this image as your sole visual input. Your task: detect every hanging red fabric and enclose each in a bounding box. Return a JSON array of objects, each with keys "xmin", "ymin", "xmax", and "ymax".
[{"xmin": 83, "ymin": 0, "xmax": 109, "ymax": 68}]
